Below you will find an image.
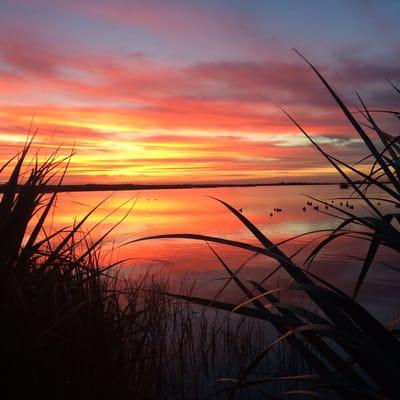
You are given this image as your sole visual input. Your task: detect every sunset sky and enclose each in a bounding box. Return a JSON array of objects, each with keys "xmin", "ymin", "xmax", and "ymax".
[{"xmin": 0, "ymin": 0, "xmax": 399, "ymax": 184}]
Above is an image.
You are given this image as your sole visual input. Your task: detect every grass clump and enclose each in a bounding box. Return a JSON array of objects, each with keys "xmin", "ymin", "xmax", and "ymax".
[{"xmin": 0, "ymin": 138, "xmax": 270, "ymax": 399}]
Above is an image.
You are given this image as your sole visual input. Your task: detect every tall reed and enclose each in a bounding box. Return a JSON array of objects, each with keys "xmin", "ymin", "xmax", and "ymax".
[{"xmin": 132, "ymin": 55, "xmax": 400, "ymax": 399}]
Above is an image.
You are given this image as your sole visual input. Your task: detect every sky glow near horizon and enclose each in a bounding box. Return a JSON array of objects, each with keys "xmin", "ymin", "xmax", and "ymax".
[{"xmin": 0, "ymin": 0, "xmax": 399, "ymax": 184}]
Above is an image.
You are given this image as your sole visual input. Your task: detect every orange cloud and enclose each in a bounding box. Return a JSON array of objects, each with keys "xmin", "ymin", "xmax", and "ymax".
[{"xmin": 0, "ymin": 7, "xmax": 396, "ymax": 184}]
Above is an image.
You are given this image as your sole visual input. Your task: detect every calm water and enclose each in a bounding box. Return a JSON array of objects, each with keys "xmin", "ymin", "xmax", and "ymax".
[{"xmin": 49, "ymin": 185, "xmax": 400, "ymax": 320}]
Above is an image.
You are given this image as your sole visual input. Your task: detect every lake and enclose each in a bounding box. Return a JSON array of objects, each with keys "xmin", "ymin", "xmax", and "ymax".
[{"xmin": 50, "ymin": 184, "xmax": 400, "ymax": 321}]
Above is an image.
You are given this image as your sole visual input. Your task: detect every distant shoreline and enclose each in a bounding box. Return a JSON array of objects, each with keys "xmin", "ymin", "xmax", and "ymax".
[{"xmin": 0, "ymin": 181, "xmax": 355, "ymax": 193}]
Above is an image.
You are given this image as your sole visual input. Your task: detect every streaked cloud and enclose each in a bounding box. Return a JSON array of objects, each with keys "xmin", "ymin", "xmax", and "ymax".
[{"xmin": 0, "ymin": 0, "xmax": 398, "ymax": 183}]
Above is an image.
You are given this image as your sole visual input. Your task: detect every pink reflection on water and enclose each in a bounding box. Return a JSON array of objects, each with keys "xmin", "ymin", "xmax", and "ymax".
[{"xmin": 48, "ymin": 185, "xmax": 400, "ymax": 319}]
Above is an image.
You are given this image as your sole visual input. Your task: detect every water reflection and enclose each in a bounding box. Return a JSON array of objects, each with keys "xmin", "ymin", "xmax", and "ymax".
[{"xmin": 50, "ymin": 185, "xmax": 400, "ymax": 320}]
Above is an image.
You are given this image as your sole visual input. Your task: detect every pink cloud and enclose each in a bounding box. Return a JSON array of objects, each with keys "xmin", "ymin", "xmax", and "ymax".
[{"xmin": 0, "ymin": 6, "xmax": 397, "ymax": 183}]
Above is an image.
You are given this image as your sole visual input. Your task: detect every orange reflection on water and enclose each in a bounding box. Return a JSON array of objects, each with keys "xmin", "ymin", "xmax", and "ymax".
[
  {"xmin": 45, "ymin": 185, "xmax": 400, "ymax": 317},
  {"xmin": 49, "ymin": 186, "xmax": 350, "ymax": 275}
]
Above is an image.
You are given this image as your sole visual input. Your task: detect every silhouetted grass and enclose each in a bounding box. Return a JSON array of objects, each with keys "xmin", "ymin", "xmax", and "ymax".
[
  {"xmin": 0, "ymin": 139, "xmax": 271, "ymax": 399},
  {"xmin": 133, "ymin": 55, "xmax": 400, "ymax": 399}
]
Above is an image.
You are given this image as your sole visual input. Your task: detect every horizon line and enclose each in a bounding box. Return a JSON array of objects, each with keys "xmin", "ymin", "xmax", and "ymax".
[{"xmin": 0, "ymin": 181, "xmax": 354, "ymax": 193}]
